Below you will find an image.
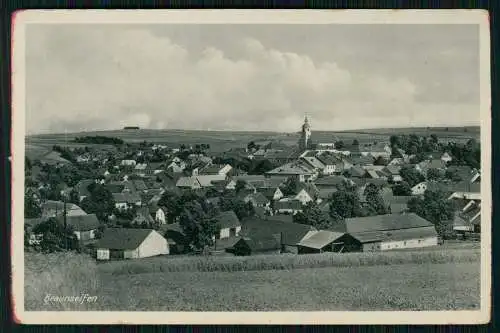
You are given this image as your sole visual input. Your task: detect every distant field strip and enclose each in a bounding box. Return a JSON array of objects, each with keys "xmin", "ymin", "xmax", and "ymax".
[{"xmin": 98, "ymin": 248, "xmax": 480, "ymax": 276}]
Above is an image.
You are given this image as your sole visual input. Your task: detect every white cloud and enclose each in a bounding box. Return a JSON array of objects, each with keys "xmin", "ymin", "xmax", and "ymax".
[{"xmin": 25, "ymin": 25, "xmax": 478, "ymax": 134}]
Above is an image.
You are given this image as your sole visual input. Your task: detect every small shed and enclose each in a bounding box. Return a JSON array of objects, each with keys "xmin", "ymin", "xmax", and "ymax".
[{"xmin": 297, "ymin": 231, "xmax": 362, "ymax": 254}]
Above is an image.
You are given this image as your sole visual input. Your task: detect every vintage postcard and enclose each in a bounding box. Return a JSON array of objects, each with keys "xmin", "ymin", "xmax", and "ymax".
[{"xmin": 11, "ymin": 9, "xmax": 491, "ymax": 324}]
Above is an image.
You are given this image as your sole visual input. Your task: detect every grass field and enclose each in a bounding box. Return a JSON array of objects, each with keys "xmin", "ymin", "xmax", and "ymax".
[
  {"xmin": 96, "ymin": 261, "xmax": 479, "ymax": 311},
  {"xmin": 25, "ymin": 244, "xmax": 481, "ymax": 311},
  {"xmin": 98, "ymin": 247, "xmax": 479, "ymax": 276}
]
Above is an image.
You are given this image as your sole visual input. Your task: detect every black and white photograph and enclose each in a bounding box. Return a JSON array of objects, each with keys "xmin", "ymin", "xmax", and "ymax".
[{"xmin": 11, "ymin": 10, "xmax": 491, "ymax": 325}]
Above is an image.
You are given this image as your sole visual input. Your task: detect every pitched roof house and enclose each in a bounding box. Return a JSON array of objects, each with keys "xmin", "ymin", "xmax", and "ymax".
[
  {"xmin": 239, "ymin": 216, "xmax": 317, "ymax": 253},
  {"xmin": 266, "ymin": 162, "xmax": 317, "ymax": 182},
  {"xmin": 215, "ymin": 210, "xmax": 242, "ymax": 239},
  {"xmin": 274, "ymin": 199, "xmax": 303, "ymax": 215},
  {"xmin": 56, "ymin": 213, "xmax": 100, "ymax": 241},
  {"xmin": 95, "ymin": 228, "xmax": 169, "ymax": 260},
  {"xmin": 41, "ymin": 200, "xmax": 87, "ymax": 218}
]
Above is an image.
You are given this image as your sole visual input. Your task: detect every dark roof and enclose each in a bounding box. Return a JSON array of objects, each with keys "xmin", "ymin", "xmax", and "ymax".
[
  {"xmin": 263, "ymin": 214, "xmax": 295, "ymax": 223},
  {"xmin": 133, "ymin": 180, "xmax": 148, "ymax": 191},
  {"xmin": 215, "ymin": 210, "xmax": 241, "ymax": 229},
  {"xmin": 317, "ymin": 188, "xmax": 338, "ymax": 199},
  {"xmin": 351, "ymin": 155, "xmax": 374, "ymax": 166},
  {"xmin": 314, "ymin": 176, "xmax": 349, "ymax": 187},
  {"xmin": 341, "ymin": 213, "xmax": 434, "ymax": 234},
  {"xmin": 274, "ymin": 200, "xmax": 303, "ymax": 211},
  {"xmin": 214, "ymin": 236, "xmax": 241, "ymax": 250},
  {"xmin": 106, "ymin": 184, "xmax": 125, "ymax": 193},
  {"xmin": 95, "ymin": 228, "xmax": 155, "ymax": 250},
  {"xmin": 256, "ymin": 187, "xmax": 281, "ymax": 200},
  {"xmin": 349, "ymin": 166, "xmax": 367, "ymax": 178},
  {"xmin": 316, "ymin": 154, "xmax": 342, "ymax": 166},
  {"xmin": 248, "ymin": 192, "xmax": 270, "ymax": 205},
  {"xmin": 112, "ymin": 192, "xmax": 142, "ymax": 204},
  {"xmin": 428, "ymin": 159, "xmax": 446, "ymax": 169},
  {"xmin": 56, "ymin": 213, "xmax": 100, "ymax": 231},
  {"xmin": 240, "ymin": 216, "xmax": 315, "ymax": 245},
  {"xmin": 233, "ymin": 236, "xmax": 281, "ymax": 252}
]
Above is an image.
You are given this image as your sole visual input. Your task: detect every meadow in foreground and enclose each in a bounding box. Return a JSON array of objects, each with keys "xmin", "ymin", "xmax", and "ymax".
[
  {"xmin": 25, "ymin": 248, "xmax": 480, "ymax": 311},
  {"xmin": 97, "ymin": 262, "xmax": 480, "ymax": 311}
]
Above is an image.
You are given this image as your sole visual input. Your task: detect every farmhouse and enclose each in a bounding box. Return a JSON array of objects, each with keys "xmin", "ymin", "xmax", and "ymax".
[
  {"xmin": 215, "ymin": 210, "xmax": 242, "ymax": 239},
  {"xmin": 96, "ymin": 228, "xmax": 169, "ymax": 260},
  {"xmin": 338, "ymin": 213, "xmax": 438, "ymax": 252},
  {"xmin": 56, "ymin": 214, "xmax": 100, "ymax": 241},
  {"xmin": 112, "ymin": 192, "xmax": 142, "ymax": 210}
]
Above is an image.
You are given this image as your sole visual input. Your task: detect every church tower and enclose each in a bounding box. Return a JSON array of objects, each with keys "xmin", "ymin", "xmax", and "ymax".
[{"xmin": 299, "ymin": 115, "xmax": 312, "ymax": 150}]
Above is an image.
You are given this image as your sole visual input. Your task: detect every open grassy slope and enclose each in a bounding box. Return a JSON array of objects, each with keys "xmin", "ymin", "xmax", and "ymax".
[{"xmin": 25, "ymin": 126, "xmax": 480, "ymax": 156}]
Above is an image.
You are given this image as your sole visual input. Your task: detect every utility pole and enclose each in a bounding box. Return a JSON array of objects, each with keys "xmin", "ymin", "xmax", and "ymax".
[{"xmin": 63, "ymin": 128, "xmax": 68, "ymax": 250}]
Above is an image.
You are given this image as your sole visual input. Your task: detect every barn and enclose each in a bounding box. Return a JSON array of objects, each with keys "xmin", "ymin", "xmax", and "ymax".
[
  {"xmin": 95, "ymin": 228, "xmax": 169, "ymax": 260},
  {"xmin": 339, "ymin": 213, "xmax": 439, "ymax": 251},
  {"xmin": 297, "ymin": 231, "xmax": 362, "ymax": 254}
]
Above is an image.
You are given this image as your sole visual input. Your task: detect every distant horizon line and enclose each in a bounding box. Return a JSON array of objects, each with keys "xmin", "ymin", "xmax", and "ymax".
[{"xmin": 26, "ymin": 124, "xmax": 480, "ymax": 137}]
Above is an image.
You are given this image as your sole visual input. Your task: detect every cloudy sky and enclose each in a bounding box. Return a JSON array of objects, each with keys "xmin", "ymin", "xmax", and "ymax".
[{"xmin": 25, "ymin": 24, "xmax": 479, "ymax": 134}]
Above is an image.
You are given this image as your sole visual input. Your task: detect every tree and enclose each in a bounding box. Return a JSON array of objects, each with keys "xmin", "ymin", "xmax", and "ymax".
[
  {"xmin": 390, "ymin": 146, "xmax": 403, "ymax": 159},
  {"xmin": 219, "ymin": 194, "xmax": 255, "ymax": 220},
  {"xmin": 281, "ymin": 177, "xmax": 299, "ymax": 196},
  {"xmin": 329, "ymin": 186, "xmax": 363, "ymax": 221},
  {"xmin": 32, "ymin": 218, "xmax": 77, "ymax": 252},
  {"xmin": 399, "ymin": 166, "xmax": 424, "ymax": 187},
  {"xmin": 352, "ymin": 139, "xmax": 359, "ymax": 146},
  {"xmin": 247, "ymin": 141, "xmax": 259, "ymax": 151},
  {"xmin": 392, "ymin": 181, "xmax": 412, "ymax": 196},
  {"xmin": 25, "ymin": 192, "xmax": 41, "ymax": 218},
  {"xmin": 235, "ymin": 180, "xmax": 247, "ymax": 193},
  {"xmin": 293, "ymin": 202, "xmax": 335, "ymax": 229},
  {"xmin": 407, "ymin": 189, "xmax": 456, "ymax": 239},
  {"xmin": 389, "ymin": 135, "xmax": 400, "ymax": 148},
  {"xmin": 80, "ymin": 184, "xmax": 115, "ymax": 222},
  {"xmin": 364, "ymin": 184, "xmax": 389, "ymax": 215},
  {"xmin": 373, "ymin": 156, "xmax": 388, "ymax": 166},
  {"xmin": 179, "ymin": 201, "xmax": 220, "ymax": 252},
  {"xmin": 335, "ymin": 140, "xmax": 345, "ymax": 149},
  {"xmin": 426, "ymin": 168, "xmax": 442, "ymax": 181},
  {"xmin": 445, "ymin": 169, "xmax": 462, "ymax": 182}
]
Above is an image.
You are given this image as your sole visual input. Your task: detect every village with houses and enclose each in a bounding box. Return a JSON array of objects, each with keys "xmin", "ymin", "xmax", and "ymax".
[{"xmin": 23, "ymin": 117, "xmax": 482, "ymax": 261}]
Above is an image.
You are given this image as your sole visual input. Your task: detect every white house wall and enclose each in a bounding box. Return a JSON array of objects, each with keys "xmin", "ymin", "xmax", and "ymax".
[
  {"xmin": 137, "ymin": 230, "xmax": 170, "ymax": 257},
  {"xmin": 379, "ymin": 237, "xmax": 438, "ymax": 251},
  {"xmin": 96, "ymin": 249, "xmax": 110, "ymax": 260}
]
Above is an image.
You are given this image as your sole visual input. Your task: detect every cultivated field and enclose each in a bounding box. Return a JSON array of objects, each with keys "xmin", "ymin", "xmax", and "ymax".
[
  {"xmin": 25, "ymin": 244, "xmax": 481, "ymax": 311},
  {"xmin": 25, "ymin": 126, "xmax": 479, "ymax": 155}
]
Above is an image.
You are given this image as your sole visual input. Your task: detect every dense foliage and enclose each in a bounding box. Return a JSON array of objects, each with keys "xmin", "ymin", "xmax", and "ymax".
[
  {"xmin": 407, "ymin": 189, "xmax": 456, "ymax": 239},
  {"xmin": 73, "ymin": 136, "xmax": 124, "ymax": 145}
]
